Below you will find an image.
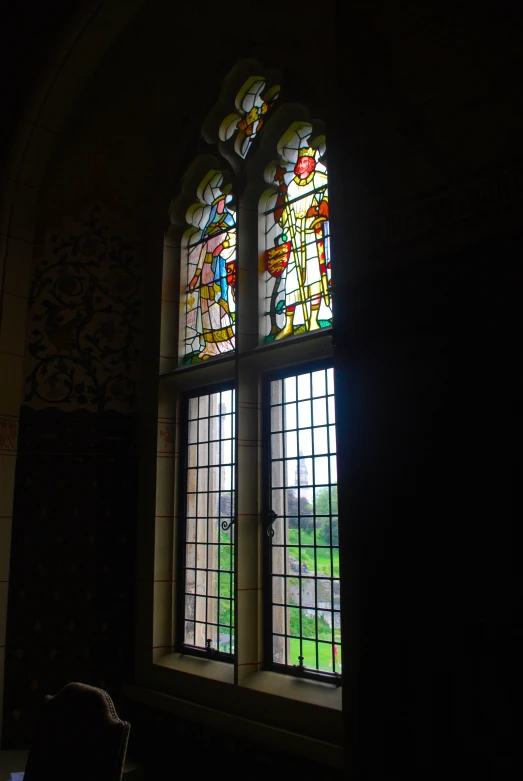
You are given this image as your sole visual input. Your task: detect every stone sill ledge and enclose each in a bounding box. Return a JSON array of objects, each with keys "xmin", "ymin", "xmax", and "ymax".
[
  {"xmin": 154, "ymin": 651, "xmax": 234, "ymax": 683},
  {"xmin": 240, "ymin": 669, "xmax": 342, "ymax": 711},
  {"xmin": 153, "ymin": 651, "xmax": 341, "ymax": 711}
]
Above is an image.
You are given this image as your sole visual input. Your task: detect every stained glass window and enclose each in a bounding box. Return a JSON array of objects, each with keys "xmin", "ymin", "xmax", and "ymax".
[
  {"xmin": 181, "ymin": 386, "xmax": 235, "ymax": 657},
  {"xmin": 169, "ymin": 84, "xmax": 340, "ymax": 683},
  {"xmin": 262, "ymin": 126, "xmax": 332, "ymax": 343},
  {"xmin": 220, "ymin": 76, "xmax": 279, "ymax": 159},
  {"xmin": 183, "ymin": 171, "xmax": 236, "ymax": 364},
  {"xmin": 268, "ymin": 367, "xmax": 340, "ymax": 677}
]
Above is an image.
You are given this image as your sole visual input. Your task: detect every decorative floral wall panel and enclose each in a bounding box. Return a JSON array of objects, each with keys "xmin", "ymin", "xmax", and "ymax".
[{"xmin": 24, "ymin": 205, "xmax": 143, "ymax": 412}]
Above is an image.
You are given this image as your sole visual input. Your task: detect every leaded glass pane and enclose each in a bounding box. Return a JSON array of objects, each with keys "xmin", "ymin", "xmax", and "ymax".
[
  {"xmin": 220, "ymin": 76, "xmax": 280, "ymax": 159},
  {"xmin": 263, "ymin": 126, "xmax": 332, "ymax": 343},
  {"xmin": 182, "ymin": 387, "xmax": 235, "ymax": 657},
  {"xmin": 268, "ymin": 367, "xmax": 341, "ymax": 677},
  {"xmin": 183, "ymin": 172, "xmax": 236, "ymax": 364}
]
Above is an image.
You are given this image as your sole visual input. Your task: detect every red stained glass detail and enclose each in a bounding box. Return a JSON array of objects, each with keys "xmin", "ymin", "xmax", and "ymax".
[
  {"xmin": 294, "ymin": 156, "xmax": 316, "ymax": 179},
  {"xmin": 264, "ymin": 242, "xmax": 291, "ymax": 278}
]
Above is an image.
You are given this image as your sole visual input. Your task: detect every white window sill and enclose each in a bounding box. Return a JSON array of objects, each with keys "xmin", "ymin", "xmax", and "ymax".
[
  {"xmin": 240, "ymin": 669, "xmax": 342, "ymax": 711},
  {"xmin": 154, "ymin": 651, "xmax": 234, "ymax": 684},
  {"xmin": 154, "ymin": 653, "xmax": 341, "ymax": 711}
]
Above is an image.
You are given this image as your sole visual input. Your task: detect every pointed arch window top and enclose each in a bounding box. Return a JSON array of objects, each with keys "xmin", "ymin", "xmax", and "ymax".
[
  {"xmin": 203, "ymin": 61, "xmax": 280, "ymax": 164},
  {"xmin": 182, "ymin": 170, "xmax": 236, "ymax": 364},
  {"xmin": 219, "ymin": 76, "xmax": 280, "ymax": 159}
]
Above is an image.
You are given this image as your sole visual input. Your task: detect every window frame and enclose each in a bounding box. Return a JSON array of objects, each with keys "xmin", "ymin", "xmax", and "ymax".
[
  {"xmin": 176, "ymin": 379, "xmax": 237, "ymax": 663},
  {"xmin": 139, "ymin": 80, "xmax": 343, "ymax": 754},
  {"xmin": 140, "ymin": 324, "xmax": 342, "ymax": 760},
  {"xmin": 262, "ymin": 357, "xmax": 341, "ymax": 685}
]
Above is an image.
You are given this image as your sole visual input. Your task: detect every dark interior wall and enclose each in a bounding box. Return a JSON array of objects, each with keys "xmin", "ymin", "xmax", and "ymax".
[
  {"xmin": 330, "ymin": 10, "xmax": 520, "ymax": 778},
  {"xmin": 1, "ymin": 0, "xmax": 338, "ymax": 753},
  {"xmin": 1, "ymin": 0, "xmax": 520, "ymax": 777},
  {"xmin": 3, "ymin": 407, "xmax": 139, "ymax": 745},
  {"xmin": 0, "ymin": 1, "xmax": 76, "ymax": 174},
  {"xmin": 2, "ymin": 195, "xmax": 145, "ymax": 745},
  {"xmin": 333, "ymin": 238, "xmax": 519, "ymax": 780},
  {"xmin": 328, "ymin": 9, "xmax": 520, "ymax": 777}
]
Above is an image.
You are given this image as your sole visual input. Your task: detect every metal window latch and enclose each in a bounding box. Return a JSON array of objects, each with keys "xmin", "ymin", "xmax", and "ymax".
[
  {"xmin": 266, "ymin": 509, "xmax": 278, "ymax": 538},
  {"xmin": 221, "ymin": 518, "xmax": 234, "ymax": 532},
  {"xmin": 293, "ymin": 655, "xmax": 305, "ymax": 675},
  {"xmin": 205, "ymin": 639, "xmax": 215, "ymax": 655}
]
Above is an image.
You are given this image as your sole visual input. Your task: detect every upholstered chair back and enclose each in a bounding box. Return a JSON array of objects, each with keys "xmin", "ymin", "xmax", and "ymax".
[{"xmin": 23, "ymin": 682, "xmax": 130, "ymax": 781}]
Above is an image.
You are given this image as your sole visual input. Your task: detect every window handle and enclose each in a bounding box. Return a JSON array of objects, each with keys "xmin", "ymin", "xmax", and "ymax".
[{"xmin": 266, "ymin": 509, "xmax": 278, "ymax": 538}]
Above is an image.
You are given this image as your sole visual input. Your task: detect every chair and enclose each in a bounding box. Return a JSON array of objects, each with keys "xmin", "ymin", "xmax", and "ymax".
[{"xmin": 22, "ymin": 682, "xmax": 131, "ymax": 781}]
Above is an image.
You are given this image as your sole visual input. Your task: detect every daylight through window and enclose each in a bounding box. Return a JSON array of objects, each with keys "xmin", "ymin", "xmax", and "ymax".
[
  {"xmin": 180, "ymin": 386, "xmax": 236, "ymax": 657},
  {"xmin": 160, "ymin": 65, "xmax": 340, "ymax": 686},
  {"xmin": 267, "ymin": 366, "xmax": 340, "ymax": 678}
]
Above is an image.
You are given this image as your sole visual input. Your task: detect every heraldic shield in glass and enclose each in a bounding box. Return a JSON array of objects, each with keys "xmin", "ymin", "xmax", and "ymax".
[
  {"xmin": 263, "ymin": 126, "xmax": 331, "ymax": 343},
  {"xmin": 183, "ymin": 171, "xmax": 236, "ymax": 364}
]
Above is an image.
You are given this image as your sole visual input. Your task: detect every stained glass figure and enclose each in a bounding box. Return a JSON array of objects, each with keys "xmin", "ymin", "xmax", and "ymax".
[
  {"xmin": 183, "ymin": 171, "xmax": 236, "ymax": 363},
  {"xmin": 220, "ymin": 76, "xmax": 279, "ymax": 158},
  {"xmin": 262, "ymin": 125, "xmax": 331, "ymax": 342}
]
